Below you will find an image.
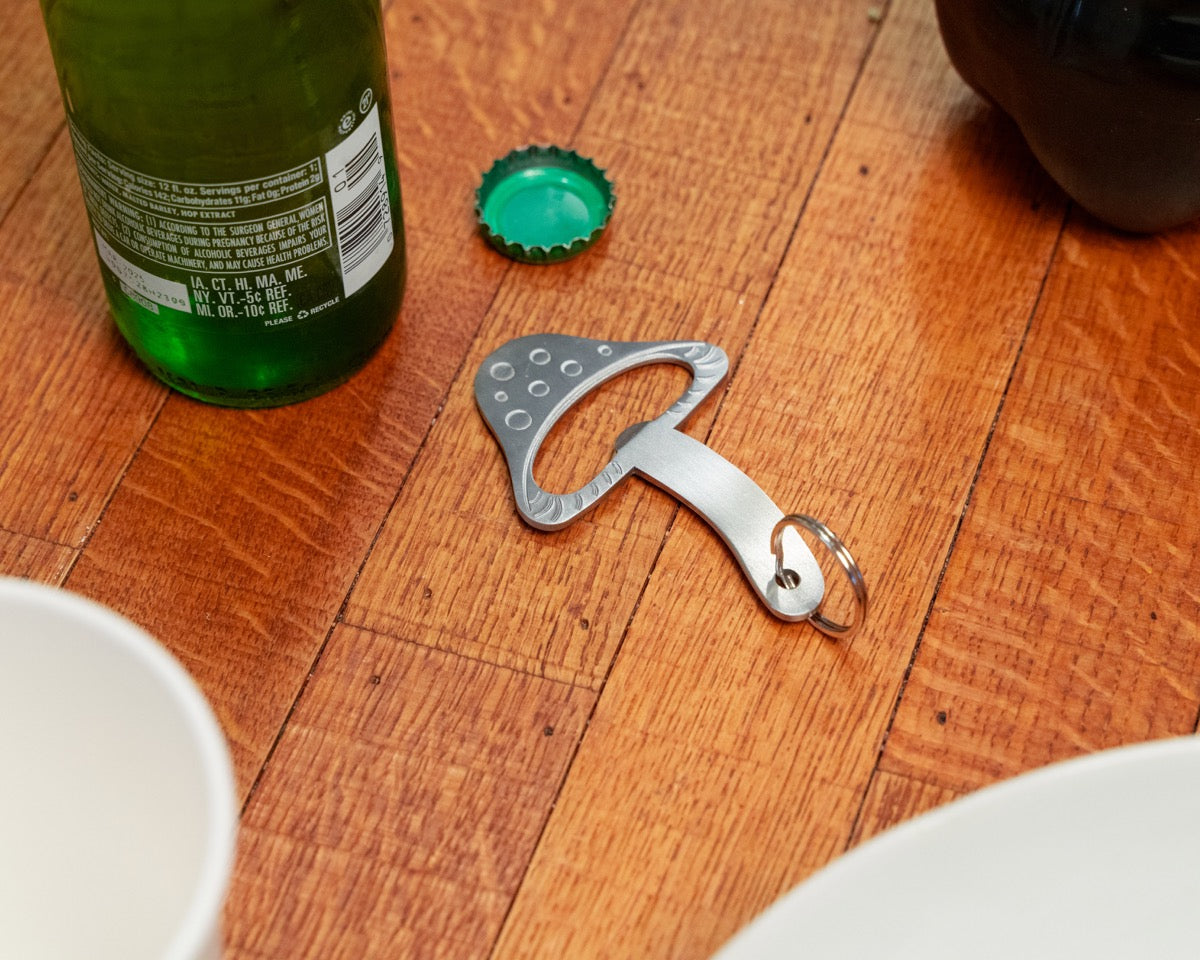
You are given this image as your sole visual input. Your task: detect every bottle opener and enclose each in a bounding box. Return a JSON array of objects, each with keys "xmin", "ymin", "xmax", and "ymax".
[{"xmin": 474, "ymin": 334, "xmax": 867, "ymax": 635}]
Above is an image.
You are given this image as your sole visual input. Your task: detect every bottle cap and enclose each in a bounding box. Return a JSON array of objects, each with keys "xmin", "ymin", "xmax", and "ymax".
[{"xmin": 475, "ymin": 145, "xmax": 615, "ymax": 264}]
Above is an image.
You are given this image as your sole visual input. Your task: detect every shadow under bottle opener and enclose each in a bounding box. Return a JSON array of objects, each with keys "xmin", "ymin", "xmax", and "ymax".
[{"xmin": 474, "ymin": 334, "xmax": 868, "ymax": 636}]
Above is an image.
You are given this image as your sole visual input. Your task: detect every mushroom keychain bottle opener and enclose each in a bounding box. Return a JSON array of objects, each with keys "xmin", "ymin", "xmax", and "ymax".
[{"xmin": 474, "ymin": 334, "xmax": 868, "ymax": 636}]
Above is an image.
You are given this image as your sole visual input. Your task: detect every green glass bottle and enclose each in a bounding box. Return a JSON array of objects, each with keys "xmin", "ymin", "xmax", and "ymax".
[{"xmin": 39, "ymin": 0, "xmax": 406, "ymax": 407}]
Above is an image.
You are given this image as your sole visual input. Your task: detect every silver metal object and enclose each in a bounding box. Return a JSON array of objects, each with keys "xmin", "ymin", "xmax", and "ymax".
[{"xmin": 474, "ymin": 333, "xmax": 867, "ymax": 633}]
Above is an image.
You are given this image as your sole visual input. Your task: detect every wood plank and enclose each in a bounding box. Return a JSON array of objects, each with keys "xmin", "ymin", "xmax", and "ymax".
[
  {"xmin": 878, "ymin": 214, "xmax": 1200, "ymax": 795},
  {"xmin": 0, "ymin": 130, "xmax": 109, "ymax": 298},
  {"xmin": 4, "ymin": 0, "xmax": 1197, "ymax": 959},
  {"xmin": 343, "ymin": 267, "xmax": 742, "ymax": 688},
  {"xmin": 64, "ymin": 229, "xmax": 506, "ymax": 794},
  {"xmin": 0, "ymin": 0, "xmax": 62, "ymax": 220},
  {"xmin": 62, "ymin": 0, "xmax": 639, "ymax": 798},
  {"xmin": 0, "ymin": 135, "xmax": 166, "ymax": 548},
  {"xmin": 488, "ymin": 0, "xmax": 1070, "ymax": 955},
  {"xmin": 0, "ymin": 530, "xmax": 74, "ymax": 584},
  {"xmin": 0, "ymin": 11, "xmax": 167, "ymax": 550},
  {"xmin": 242, "ymin": 1, "xmax": 891, "ymax": 953},
  {"xmin": 850, "ymin": 769, "xmax": 960, "ymax": 845},
  {"xmin": 346, "ymin": 0, "xmax": 885, "ymax": 685},
  {"xmin": 0, "ymin": 274, "xmax": 162, "ymax": 545},
  {"xmin": 387, "ymin": 0, "xmax": 633, "ymax": 238},
  {"xmin": 226, "ymin": 624, "xmax": 592, "ymax": 960}
]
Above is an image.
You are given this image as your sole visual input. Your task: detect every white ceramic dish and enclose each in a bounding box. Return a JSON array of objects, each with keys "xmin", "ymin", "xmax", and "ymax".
[
  {"xmin": 0, "ymin": 578, "xmax": 237, "ymax": 960},
  {"xmin": 713, "ymin": 735, "xmax": 1200, "ymax": 959}
]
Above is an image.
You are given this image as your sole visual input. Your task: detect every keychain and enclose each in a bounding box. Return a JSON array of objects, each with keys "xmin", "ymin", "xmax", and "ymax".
[{"xmin": 474, "ymin": 334, "xmax": 868, "ymax": 636}]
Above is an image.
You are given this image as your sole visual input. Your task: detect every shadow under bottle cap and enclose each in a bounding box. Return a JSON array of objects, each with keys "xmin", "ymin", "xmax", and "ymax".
[{"xmin": 475, "ymin": 145, "xmax": 615, "ymax": 264}]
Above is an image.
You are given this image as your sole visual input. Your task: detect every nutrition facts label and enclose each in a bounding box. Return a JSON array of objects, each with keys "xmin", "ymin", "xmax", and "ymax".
[
  {"xmin": 71, "ymin": 125, "xmax": 335, "ymax": 277},
  {"xmin": 67, "ymin": 104, "xmax": 394, "ymax": 320}
]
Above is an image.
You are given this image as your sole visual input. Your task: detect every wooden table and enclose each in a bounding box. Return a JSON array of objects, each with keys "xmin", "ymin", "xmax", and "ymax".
[{"xmin": 4, "ymin": 0, "xmax": 1199, "ymax": 956}]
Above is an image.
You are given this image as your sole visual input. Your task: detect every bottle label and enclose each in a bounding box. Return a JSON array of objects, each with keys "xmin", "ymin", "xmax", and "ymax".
[
  {"xmin": 68, "ymin": 102, "xmax": 394, "ymax": 325},
  {"xmin": 324, "ymin": 103, "xmax": 394, "ymax": 298}
]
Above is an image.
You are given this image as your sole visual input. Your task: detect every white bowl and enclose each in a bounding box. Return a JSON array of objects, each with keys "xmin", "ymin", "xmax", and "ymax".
[
  {"xmin": 0, "ymin": 578, "xmax": 237, "ymax": 960},
  {"xmin": 714, "ymin": 735, "xmax": 1200, "ymax": 959}
]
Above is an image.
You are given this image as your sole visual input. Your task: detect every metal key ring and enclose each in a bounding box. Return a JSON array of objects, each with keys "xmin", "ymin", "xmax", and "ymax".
[{"xmin": 771, "ymin": 514, "xmax": 868, "ymax": 639}]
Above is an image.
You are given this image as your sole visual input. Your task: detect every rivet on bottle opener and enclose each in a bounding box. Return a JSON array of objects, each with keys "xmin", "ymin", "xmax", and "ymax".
[{"xmin": 474, "ymin": 334, "xmax": 868, "ymax": 635}]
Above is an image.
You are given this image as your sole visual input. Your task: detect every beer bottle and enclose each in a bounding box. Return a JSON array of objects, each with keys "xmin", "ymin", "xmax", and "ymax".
[{"xmin": 39, "ymin": 0, "xmax": 406, "ymax": 406}]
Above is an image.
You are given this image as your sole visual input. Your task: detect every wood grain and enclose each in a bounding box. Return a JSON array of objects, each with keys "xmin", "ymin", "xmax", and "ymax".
[
  {"xmin": 0, "ymin": 3, "xmax": 165, "ymax": 582},
  {"xmin": 876, "ymin": 213, "xmax": 1200, "ymax": 799},
  {"xmin": 0, "ymin": 0, "xmax": 61, "ymax": 220},
  {"xmin": 2, "ymin": 0, "xmax": 1198, "ymax": 957},
  {"xmin": 387, "ymin": 0, "xmax": 635, "ymax": 236},
  {"xmin": 0, "ymin": 529, "xmax": 74, "ymax": 584},
  {"xmin": 850, "ymin": 769, "xmax": 961, "ymax": 844},
  {"xmin": 346, "ymin": 0, "xmax": 882, "ymax": 681},
  {"xmin": 52, "ymin": 0, "xmax": 633, "ymax": 797},
  {"xmin": 227, "ymin": 623, "xmax": 592, "ymax": 960},
  {"xmin": 0, "ymin": 132, "xmax": 166, "ymax": 567},
  {"xmin": 342, "ymin": 269, "xmax": 742, "ymax": 688},
  {"xmin": 489, "ymin": 0, "xmax": 1071, "ymax": 955},
  {"xmin": 63, "ymin": 228, "xmax": 505, "ymax": 793},
  {"xmin": 240, "ymin": 0, "xmax": 889, "ymax": 951}
]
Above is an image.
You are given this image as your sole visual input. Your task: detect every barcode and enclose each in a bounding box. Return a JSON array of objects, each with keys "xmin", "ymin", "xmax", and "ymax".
[
  {"xmin": 344, "ymin": 134, "xmax": 382, "ymax": 193},
  {"xmin": 337, "ymin": 168, "xmax": 389, "ymax": 274},
  {"xmin": 326, "ymin": 103, "xmax": 394, "ymax": 297}
]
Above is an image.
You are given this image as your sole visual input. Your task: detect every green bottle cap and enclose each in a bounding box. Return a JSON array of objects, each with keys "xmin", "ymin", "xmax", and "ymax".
[{"xmin": 475, "ymin": 145, "xmax": 615, "ymax": 264}]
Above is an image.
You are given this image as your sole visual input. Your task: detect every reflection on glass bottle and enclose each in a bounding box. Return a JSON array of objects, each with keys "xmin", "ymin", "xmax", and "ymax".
[{"xmin": 40, "ymin": 0, "xmax": 407, "ymax": 406}]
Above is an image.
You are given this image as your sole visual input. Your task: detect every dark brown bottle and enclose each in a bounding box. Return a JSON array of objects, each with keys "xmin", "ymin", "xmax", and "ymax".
[{"xmin": 936, "ymin": 0, "xmax": 1200, "ymax": 232}]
